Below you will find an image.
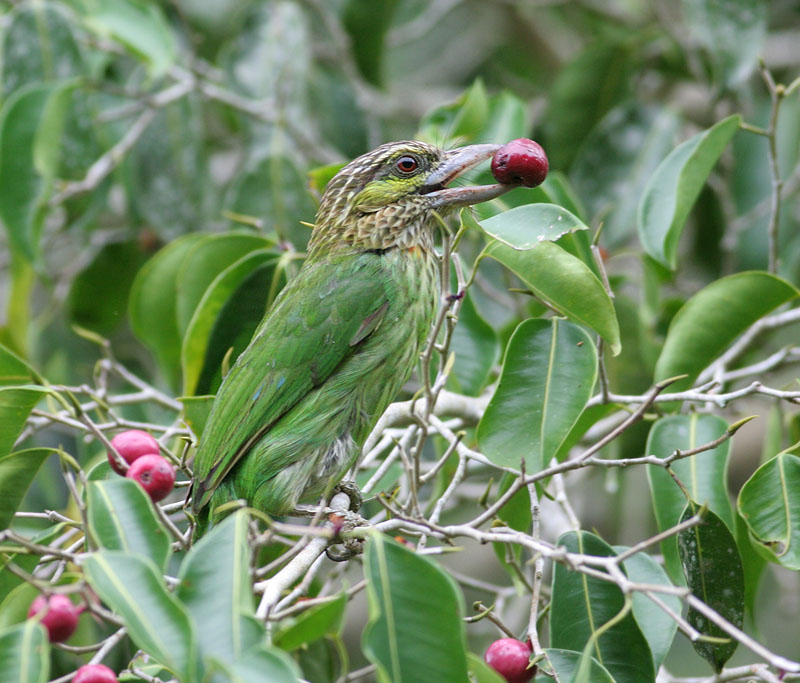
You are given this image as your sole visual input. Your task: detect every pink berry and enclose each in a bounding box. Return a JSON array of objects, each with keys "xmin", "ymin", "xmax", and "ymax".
[
  {"xmin": 484, "ymin": 638, "xmax": 534, "ymax": 683},
  {"xmin": 125, "ymin": 454, "xmax": 176, "ymax": 502},
  {"xmin": 491, "ymin": 139, "xmax": 549, "ymax": 188},
  {"xmin": 107, "ymin": 429, "xmax": 160, "ymax": 475},
  {"xmin": 27, "ymin": 594, "xmax": 82, "ymax": 643},
  {"xmin": 72, "ymin": 664, "xmax": 118, "ymax": 683}
]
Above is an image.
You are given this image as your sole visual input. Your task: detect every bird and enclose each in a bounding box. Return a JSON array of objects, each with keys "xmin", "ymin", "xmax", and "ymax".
[{"xmin": 191, "ymin": 140, "xmax": 516, "ymax": 531}]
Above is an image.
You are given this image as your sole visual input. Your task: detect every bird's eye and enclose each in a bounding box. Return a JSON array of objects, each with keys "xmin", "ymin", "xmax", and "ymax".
[{"xmin": 395, "ymin": 156, "xmax": 418, "ymax": 174}]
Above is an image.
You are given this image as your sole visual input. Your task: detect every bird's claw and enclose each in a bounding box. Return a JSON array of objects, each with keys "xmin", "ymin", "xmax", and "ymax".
[
  {"xmin": 333, "ymin": 480, "xmax": 362, "ymax": 512},
  {"xmin": 326, "ymin": 537, "xmax": 364, "ymax": 562}
]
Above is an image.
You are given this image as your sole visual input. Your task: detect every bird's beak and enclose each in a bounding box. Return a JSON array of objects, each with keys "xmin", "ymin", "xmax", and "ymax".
[{"xmin": 419, "ymin": 143, "xmax": 515, "ymax": 209}]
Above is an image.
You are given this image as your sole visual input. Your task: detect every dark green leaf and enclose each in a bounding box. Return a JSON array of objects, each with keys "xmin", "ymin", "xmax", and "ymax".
[
  {"xmin": 0, "ymin": 343, "xmax": 40, "ymax": 386},
  {"xmin": 180, "ymin": 395, "xmax": 215, "ymax": 441},
  {"xmin": 181, "ymin": 249, "xmax": 281, "ymax": 396},
  {"xmin": 82, "ymin": 551, "xmax": 197, "ymax": 681},
  {"xmin": 87, "ymin": 478, "xmax": 172, "ymax": 571},
  {"xmin": 646, "ymin": 415, "xmax": 733, "ymax": 581},
  {"xmin": 637, "ymin": 115, "xmax": 741, "ymax": 269},
  {"xmin": 654, "ymin": 271, "xmax": 798, "ymax": 391},
  {"xmin": 534, "ymin": 648, "xmax": 614, "ymax": 683},
  {"xmin": 0, "ymin": 620, "xmax": 49, "ymax": 683},
  {"xmin": 738, "ymin": 451, "xmax": 800, "ymax": 569},
  {"xmin": 0, "ymin": 448, "xmax": 54, "ymax": 531},
  {"xmin": 468, "ymin": 652, "xmax": 505, "ymax": 683},
  {"xmin": 550, "ymin": 531, "xmax": 654, "ymax": 683},
  {"xmin": 177, "ymin": 511, "xmax": 263, "ymax": 666},
  {"xmin": 343, "ymin": 0, "xmax": 398, "ymax": 87},
  {"xmin": 450, "ymin": 291, "xmax": 498, "ymax": 396},
  {"xmin": 0, "ymin": 387, "xmax": 46, "ymax": 458},
  {"xmin": 363, "ymin": 534, "xmax": 469, "ymax": 683},
  {"xmin": 230, "ymin": 643, "xmax": 303, "ymax": 683},
  {"xmin": 478, "ymin": 318, "xmax": 597, "ymax": 473},
  {"xmin": 678, "ymin": 503, "xmax": 744, "ymax": 672}
]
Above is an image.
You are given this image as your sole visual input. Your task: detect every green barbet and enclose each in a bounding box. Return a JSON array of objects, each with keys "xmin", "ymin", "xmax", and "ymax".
[{"xmin": 191, "ymin": 140, "xmax": 520, "ymax": 529}]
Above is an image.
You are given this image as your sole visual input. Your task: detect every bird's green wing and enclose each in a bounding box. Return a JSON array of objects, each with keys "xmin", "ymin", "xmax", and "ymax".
[{"xmin": 192, "ymin": 255, "xmax": 394, "ymax": 510}]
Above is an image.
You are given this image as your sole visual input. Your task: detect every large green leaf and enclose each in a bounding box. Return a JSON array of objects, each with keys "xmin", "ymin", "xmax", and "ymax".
[
  {"xmin": 0, "ymin": 343, "xmax": 39, "ymax": 387},
  {"xmin": 738, "ymin": 451, "xmax": 800, "ymax": 569},
  {"xmin": 477, "ymin": 318, "xmax": 597, "ymax": 473},
  {"xmin": 82, "ymin": 551, "xmax": 197, "ymax": 681},
  {"xmin": 175, "ymin": 232, "xmax": 273, "ymax": 336},
  {"xmin": 646, "ymin": 415, "xmax": 733, "ymax": 581},
  {"xmin": 176, "ymin": 511, "xmax": 263, "ymax": 667},
  {"xmin": 678, "ymin": 503, "xmax": 744, "ymax": 672},
  {"xmin": 363, "ymin": 534, "xmax": 469, "ymax": 683},
  {"xmin": 181, "ymin": 249, "xmax": 282, "ymax": 396},
  {"xmin": 479, "ymin": 204, "xmax": 588, "ymax": 250},
  {"xmin": 681, "ymin": 0, "xmax": 768, "ymax": 86},
  {"xmin": 129, "ymin": 233, "xmax": 206, "ymax": 387},
  {"xmin": 0, "ymin": 524, "xmax": 65, "ymax": 603},
  {"xmin": 77, "ymin": 0, "xmax": 176, "ymax": 78},
  {"xmin": 654, "ymin": 271, "xmax": 798, "ymax": 391},
  {"xmin": 274, "ymin": 593, "xmax": 347, "ymax": 651},
  {"xmin": 87, "ymin": 478, "xmax": 172, "ymax": 571},
  {"xmin": 229, "ymin": 644, "xmax": 303, "ymax": 683},
  {"xmin": 342, "ymin": 0, "xmax": 398, "ymax": 87},
  {"xmin": 484, "ymin": 241, "xmax": 620, "ymax": 355},
  {"xmin": 0, "ymin": 621, "xmax": 49, "ymax": 683},
  {"xmin": 614, "ymin": 547, "xmax": 680, "ymax": 671},
  {"xmin": 550, "ymin": 531, "xmax": 654, "ymax": 683},
  {"xmin": 0, "ymin": 81, "xmax": 75, "ymax": 263},
  {"xmin": 637, "ymin": 115, "xmax": 740, "ymax": 269},
  {"xmin": 0, "ymin": 448, "xmax": 54, "ymax": 531}
]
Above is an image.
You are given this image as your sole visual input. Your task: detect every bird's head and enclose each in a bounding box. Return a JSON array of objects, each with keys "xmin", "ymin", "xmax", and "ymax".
[{"xmin": 309, "ymin": 141, "xmax": 514, "ymax": 256}]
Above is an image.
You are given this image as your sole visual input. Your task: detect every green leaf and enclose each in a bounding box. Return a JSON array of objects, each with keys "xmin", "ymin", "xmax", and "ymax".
[
  {"xmin": 467, "ymin": 652, "xmax": 505, "ymax": 683},
  {"xmin": 678, "ymin": 503, "xmax": 744, "ymax": 672},
  {"xmin": 614, "ymin": 547, "xmax": 680, "ymax": 670},
  {"xmin": 177, "ymin": 511, "xmax": 263, "ymax": 667},
  {"xmin": 417, "ymin": 80, "xmax": 489, "ymax": 144},
  {"xmin": 484, "ymin": 241, "xmax": 620, "ymax": 355},
  {"xmin": 450, "ymin": 291, "xmax": 498, "ymax": 396},
  {"xmin": 637, "ymin": 115, "xmax": 741, "ymax": 269},
  {"xmin": 0, "ymin": 621, "xmax": 49, "ymax": 683},
  {"xmin": 573, "ymin": 102, "xmax": 680, "ymax": 247},
  {"xmin": 550, "ymin": 531, "xmax": 654, "ymax": 683},
  {"xmin": 0, "ymin": 448, "xmax": 55, "ymax": 531},
  {"xmin": 654, "ymin": 271, "xmax": 798, "ymax": 391},
  {"xmin": 87, "ymin": 478, "xmax": 172, "ymax": 571},
  {"xmin": 478, "ymin": 204, "xmax": 589, "ymax": 250},
  {"xmin": 0, "ymin": 524, "xmax": 66, "ymax": 603},
  {"xmin": 0, "ymin": 82, "xmax": 75, "ymax": 263},
  {"xmin": 342, "ymin": 0, "xmax": 398, "ymax": 87},
  {"xmin": 230, "ymin": 644, "xmax": 303, "ymax": 683},
  {"xmin": 82, "ymin": 551, "xmax": 197, "ymax": 681},
  {"xmin": 175, "ymin": 232, "xmax": 273, "ymax": 336},
  {"xmin": 534, "ymin": 649, "xmax": 614, "ymax": 683},
  {"xmin": 681, "ymin": 0, "xmax": 768, "ymax": 86},
  {"xmin": 274, "ymin": 593, "xmax": 347, "ymax": 651},
  {"xmin": 77, "ymin": 0, "xmax": 176, "ymax": 78},
  {"xmin": 646, "ymin": 415, "xmax": 734, "ymax": 582},
  {"xmin": 181, "ymin": 249, "xmax": 282, "ymax": 396},
  {"xmin": 738, "ymin": 451, "xmax": 800, "ymax": 569},
  {"xmin": 478, "ymin": 319, "xmax": 597, "ymax": 473},
  {"xmin": 363, "ymin": 534, "xmax": 469, "ymax": 683},
  {"xmin": 0, "ymin": 387, "xmax": 46, "ymax": 458},
  {"xmin": 129, "ymin": 233, "xmax": 206, "ymax": 388}
]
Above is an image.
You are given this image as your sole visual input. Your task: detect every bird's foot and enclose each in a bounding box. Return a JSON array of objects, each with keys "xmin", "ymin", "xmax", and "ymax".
[
  {"xmin": 333, "ymin": 479, "xmax": 362, "ymax": 512},
  {"xmin": 326, "ymin": 536, "xmax": 364, "ymax": 562}
]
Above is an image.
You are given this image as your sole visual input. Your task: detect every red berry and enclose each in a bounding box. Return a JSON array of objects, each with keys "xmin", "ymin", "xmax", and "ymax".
[
  {"xmin": 125, "ymin": 454, "xmax": 176, "ymax": 502},
  {"xmin": 107, "ymin": 429, "xmax": 160, "ymax": 475},
  {"xmin": 72, "ymin": 664, "xmax": 118, "ymax": 683},
  {"xmin": 491, "ymin": 139, "xmax": 549, "ymax": 188},
  {"xmin": 27, "ymin": 594, "xmax": 82, "ymax": 643},
  {"xmin": 484, "ymin": 638, "xmax": 534, "ymax": 683}
]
